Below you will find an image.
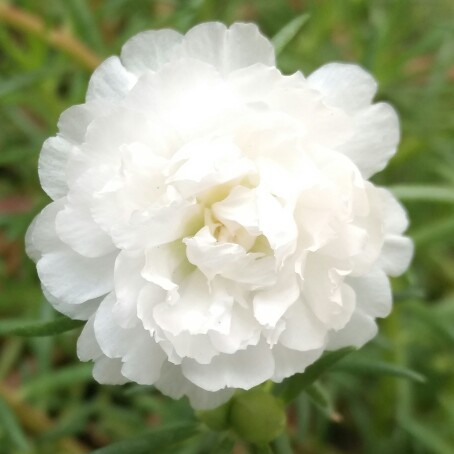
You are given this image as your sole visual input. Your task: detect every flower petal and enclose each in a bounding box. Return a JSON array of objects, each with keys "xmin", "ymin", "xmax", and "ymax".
[
  {"xmin": 338, "ymin": 103, "xmax": 400, "ymax": 178},
  {"xmin": 308, "ymin": 63, "xmax": 377, "ymax": 114},
  {"xmin": 180, "ymin": 22, "xmax": 275, "ymax": 74},
  {"xmin": 348, "ymin": 267, "xmax": 392, "ymax": 318},
  {"xmin": 92, "ymin": 357, "xmax": 129, "ymax": 385},
  {"xmin": 155, "ymin": 362, "xmax": 235, "ymax": 410},
  {"xmin": 121, "ymin": 29, "xmax": 183, "ymax": 75},
  {"xmin": 326, "ymin": 310, "xmax": 378, "ymax": 350},
  {"xmin": 181, "ymin": 341, "xmax": 274, "ymax": 392},
  {"xmin": 37, "ymin": 249, "xmax": 115, "ymax": 306},
  {"xmin": 378, "ymin": 234, "xmax": 413, "ymax": 277},
  {"xmin": 86, "ymin": 56, "xmax": 137, "ymax": 102}
]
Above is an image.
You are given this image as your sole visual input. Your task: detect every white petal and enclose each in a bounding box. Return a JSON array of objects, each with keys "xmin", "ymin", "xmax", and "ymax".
[
  {"xmin": 155, "ymin": 362, "xmax": 235, "ymax": 410},
  {"xmin": 347, "ymin": 267, "xmax": 392, "ymax": 318},
  {"xmin": 92, "ymin": 357, "xmax": 129, "ymax": 385},
  {"xmin": 338, "ymin": 103, "xmax": 400, "ymax": 178},
  {"xmin": 167, "ymin": 140, "xmax": 256, "ymax": 198},
  {"xmin": 137, "ymin": 283, "xmax": 167, "ymax": 333},
  {"xmin": 39, "ymin": 102, "xmax": 108, "ymax": 200},
  {"xmin": 121, "ymin": 29, "xmax": 183, "ymax": 75},
  {"xmin": 279, "ymin": 301, "xmax": 327, "ymax": 351},
  {"xmin": 209, "ymin": 305, "xmax": 261, "ymax": 354},
  {"xmin": 86, "ymin": 56, "xmax": 137, "ymax": 101},
  {"xmin": 44, "ymin": 287, "xmax": 101, "ymax": 321},
  {"xmin": 77, "ymin": 315, "xmax": 102, "ymax": 361},
  {"xmin": 94, "ymin": 293, "xmax": 137, "ymax": 358},
  {"xmin": 38, "ymin": 137, "xmax": 72, "ymax": 200},
  {"xmin": 37, "ymin": 249, "xmax": 115, "ymax": 305},
  {"xmin": 380, "ymin": 188, "xmax": 410, "ymax": 234},
  {"xmin": 162, "ymin": 332, "xmax": 219, "ymax": 364},
  {"xmin": 113, "ymin": 251, "xmax": 146, "ymax": 328},
  {"xmin": 181, "ymin": 341, "xmax": 274, "ymax": 392},
  {"xmin": 272, "ymin": 345, "xmax": 324, "ymax": 381},
  {"xmin": 253, "ymin": 271, "xmax": 300, "ymax": 328},
  {"xmin": 308, "ymin": 63, "xmax": 377, "ymax": 113},
  {"xmin": 58, "ymin": 102, "xmax": 108, "ymax": 144},
  {"xmin": 326, "ymin": 310, "xmax": 378, "ymax": 350},
  {"xmin": 152, "ymin": 271, "xmax": 221, "ymax": 336},
  {"xmin": 142, "ymin": 244, "xmax": 183, "ymax": 291},
  {"xmin": 121, "ymin": 333, "xmax": 166, "ymax": 385},
  {"xmin": 181, "ymin": 22, "xmax": 275, "ymax": 74},
  {"xmin": 55, "ymin": 201, "xmax": 116, "ymax": 258},
  {"xmin": 212, "ymin": 186, "xmax": 260, "ymax": 236},
  {"xmin": 25, "ymin": 200, "xmax": 64, "ymax": 262},
  {"xmin": 378, "ymin": 234, "xmax": 413, "ymax": 277},
  {"xmin": 184, "ymin": 227, "xmax": 276, "ymax": 287}
]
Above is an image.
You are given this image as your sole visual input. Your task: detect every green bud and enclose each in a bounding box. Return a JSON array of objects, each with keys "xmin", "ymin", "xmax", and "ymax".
[
  {"xmin": 229, "ymin": 388, "xmax": 286, "ymax": 445},
  {"xmin": 197, "ymin": 400, "xmax": 231, "ymax": 431}
]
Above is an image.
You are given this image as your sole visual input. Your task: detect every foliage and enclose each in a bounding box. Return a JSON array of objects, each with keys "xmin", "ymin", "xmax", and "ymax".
[{"xmin": 1, "ymin": 0, "xmax": 453, "ymax": 452}]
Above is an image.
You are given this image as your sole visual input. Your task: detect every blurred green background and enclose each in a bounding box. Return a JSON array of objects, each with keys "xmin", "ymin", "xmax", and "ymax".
[{"xmin": 0, "ymin": 0, "xmax": 453, "ymax": 453}]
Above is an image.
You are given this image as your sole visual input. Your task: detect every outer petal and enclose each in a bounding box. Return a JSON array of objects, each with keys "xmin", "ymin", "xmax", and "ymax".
[
  {"xmin": 121, "ymin": 333, "xmax": 167, "ymax": 385},
  {"xmin": 377, "ymin": 234, "xmax": 413, "ymax": 277},
  {"xmin": 77, "ymin": 315, "xmax": 102, "ymax": 361},
  {"xmin": 37, "ymin": 250, "xmax": 115, "ymax": 306},
  {"xmin": 94, "ymin": 293, "xmax": 137, "ymax": 358},
  {"xmin": 326, "ymin": 310, "xmax": 378, "ymax": 350},
  {"xmin": 338, "ymin": 103, "xmax": 400, "ymax": 178},
  {"xmin": 86, "ymin": 56, "xmax": 137, "ymax": 102},
  {"xmin": 25, "ymin": 200, "xmax": 64, "ymax": 262},
  {"xmin": 155, "ymin": 362, "xmax": 235, "ymax": 410},
  {"xmin": 181, "ymin": 341, "xmax": 274, "ymax": 392},
  {"xmin": 38, "ymin": 137, "xmax": 73, "ymax": 200},
  {"xmin": 279, "ymin": 301, "xmax": 327, "ymax": 351},
  {"xmin": 121, "ymin": 29, "xmax": 183, "ymax": 75},
  {"xmin": 180, "ymin": 22, "xmax": 275, "ymax": 74},
  {"xmin": 92, "ymin": 357, "xmax": 129, "ymax": 385},
  {"xmin": 55, "ymin": 201, "xmax": 116, "ymax": 258},
  {"xmin": 39, "ymin": 102, "xmax": 108, "ymax": 200},
  {"xmin": 272, "ymin": 345, "xmax": 324, "ymax": 382},
  {"xmin": 307, "ymin": 63, "xmax": 377, "ymax": 114},
  {"xmin": 347, "ymin": 268, "xmax": 392, "ymax": 318}
]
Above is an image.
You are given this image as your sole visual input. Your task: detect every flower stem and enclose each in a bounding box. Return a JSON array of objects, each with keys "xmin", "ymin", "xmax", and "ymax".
[{"xmin": 0, "ymin": 3, "xmax": 101, "ymax": 70}]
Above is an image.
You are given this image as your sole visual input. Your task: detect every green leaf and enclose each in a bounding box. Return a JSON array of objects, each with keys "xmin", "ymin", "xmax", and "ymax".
[
  {"xmin": 399, "ymin": 416, "xmax": 453, "ymax": 454},
  {"xmin": 0, "ymin": 317, "xmax": 84, "ymax": 337},
  {"xmin": 0, "ymin": 397, "xmax": 31, "ymax": 451},
  {"xmin": 337, "ymin": 358, "xmax": 426, "ymax": 383},
  {"xmin": 21, "ymin": 363, "xmax": 93, "ymax": 398},
  {"xmin": 389, "ymin": 185, "xmax": 454, "ymax": 203},
  {"xmin": 272, "ymin": 14, "xmax": 310, "ymax": 56},
  {"xmin": 92, "ymin": 423, "xmax": 201, "ymax": 454},
  {"xmin": 275, "ymin": 347, "xmax": 356, "ymax": 404}
]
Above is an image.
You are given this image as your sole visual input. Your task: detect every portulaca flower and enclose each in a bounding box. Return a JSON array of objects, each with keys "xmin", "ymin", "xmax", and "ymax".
[{"xmin": 26, "ymin": 22, "xmax": 413, "ymax": 409}]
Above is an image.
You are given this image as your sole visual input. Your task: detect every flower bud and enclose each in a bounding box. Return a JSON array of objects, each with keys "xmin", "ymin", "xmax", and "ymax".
[{"xmin": 230, "ymin": 389, "xmax": 286, "ymax": 445}]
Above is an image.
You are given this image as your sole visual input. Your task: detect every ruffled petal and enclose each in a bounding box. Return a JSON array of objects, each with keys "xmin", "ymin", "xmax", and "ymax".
[
  {"xmin": 377, "ymin": 234, "xmax": 413, "ymax": 277},
  {"xmin": 121, "ymin": 29, "xmax": 183, "ymax": 75},
  {"xmin": 326, "ymin": 310, "xmax": 377, "ymax": 350},
  {"xmin": 77, "ymin": 315, "xmax": 102, "ymax": 361},
  {"xmin": 155, "ymin": 362, "xmax": 235, "ymax": 410},
  {"xmin": 86, "ymin": 56, "xmax": 137, "ymax": 101},
  {"xmin": 348, "ymin": 267, "xmax": 392, "ymax": 318},
  {"xmin": 180, "ymin": 22, "xmax": 275, "ymax": 74},
  {"xmin": 307, "ymin": 63, "xmax": 377, "ymax": 114},
  {"xmin": 181, "ymin": 340, "xmax": 274, "ymax": 392},
  {"xmin": 338, "ymin": 103, "xmax": 400, "ymax": 178},
  {"xmin": 92, "ymin": 357, "xmax": 129, "ymax": 385},
  {"xmin": 37, "ymin": 249, "xmax": 115, "ymax": 306}
]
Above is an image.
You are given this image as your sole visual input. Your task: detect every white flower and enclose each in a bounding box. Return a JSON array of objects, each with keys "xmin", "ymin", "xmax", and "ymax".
[{"xmin": 26, "ymin": 22, "xmax": 413, "ymax": 409}]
